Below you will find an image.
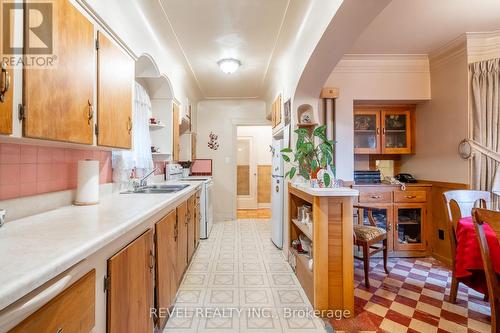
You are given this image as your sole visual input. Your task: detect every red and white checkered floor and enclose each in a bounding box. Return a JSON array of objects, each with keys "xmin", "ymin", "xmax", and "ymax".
[{"xmin": 331, "ymin": 257, "xmax": 492, "ymax": 333}]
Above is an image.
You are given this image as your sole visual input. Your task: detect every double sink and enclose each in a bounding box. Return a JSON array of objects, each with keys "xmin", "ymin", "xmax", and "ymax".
[{"xmin": 122, "ymin": 184, "xmax": 190, "ymax": 194}]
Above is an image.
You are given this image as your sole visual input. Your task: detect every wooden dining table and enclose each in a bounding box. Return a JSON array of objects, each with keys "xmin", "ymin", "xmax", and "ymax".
[{"xmin": 454, "ymin": 216, "xmax": 500, "ymax": 294}]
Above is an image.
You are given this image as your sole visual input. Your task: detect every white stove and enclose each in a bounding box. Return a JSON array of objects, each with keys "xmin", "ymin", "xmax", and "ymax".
[{"xmin": 167, "ymin": 165, "xmax": 213, "ymax": 239}]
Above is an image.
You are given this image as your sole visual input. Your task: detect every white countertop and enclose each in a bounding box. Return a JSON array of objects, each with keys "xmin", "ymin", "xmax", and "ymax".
[
  {"xmin": 0, "ymin": 182, "xmax": 202, "ymax": 311},
  {"xmin": 291, "ymin": 183, "xmax": 359, "ymax": 197}
]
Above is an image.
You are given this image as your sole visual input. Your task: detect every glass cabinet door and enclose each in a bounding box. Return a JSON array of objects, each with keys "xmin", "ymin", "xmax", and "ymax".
[
  {"xmin": 382, "ymin": 110, "xmax": 411, "ymax": 154},
  {"xmin": 354, "ymin": 111, "xmax": 380, "ymax": 154},
  {"xmin": 394, "ymin": 205, "xmax": 426, "ymax": 251}
]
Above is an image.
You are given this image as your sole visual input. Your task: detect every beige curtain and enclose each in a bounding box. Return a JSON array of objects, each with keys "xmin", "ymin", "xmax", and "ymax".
[{"xmin": 470, "ymin": 58, "xmax": 500, "ymax": 207}]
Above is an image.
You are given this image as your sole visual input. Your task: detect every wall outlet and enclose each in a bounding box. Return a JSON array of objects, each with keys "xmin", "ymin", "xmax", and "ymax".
[{"xmin": 438, "ymin": 229, "xmax": 445, "ymax": 240}]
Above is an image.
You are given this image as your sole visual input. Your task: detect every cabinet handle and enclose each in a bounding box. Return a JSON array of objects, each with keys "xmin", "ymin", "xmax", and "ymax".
[
  {"xmin": 56, "ymin": 328, "xmax": 64, "ymax": 333},
  {"xmin": 87, "ymin": 100, "xmax": 93, "ymax": 124},
  {"xmin": 387, "ymin": 223, "xmax": 391, "ymax": 231},
  {"xmin": 370, "ymin": 195, "xmax": 382, "ymax": 199},
  {"xmin": 376, "ymin": 128, "xmax": 380, "ymax": 135},
  {"xmin": 382, "ymin": 128, "xmax": 386, "ymax": 135},
  {"xmin": 127, "ymin": 117, "xmax": 132, "ymax": 134},
  {"xmin": 0, "ymin": 61, "xmax": 10, "ymax": 103},
  {"xmin": 149, "ymin": 250, "xmax": 154, "ymax": 272},
  {"xmin": 404, "ymin": 195, "xmax": 416, "ymax": 199}
]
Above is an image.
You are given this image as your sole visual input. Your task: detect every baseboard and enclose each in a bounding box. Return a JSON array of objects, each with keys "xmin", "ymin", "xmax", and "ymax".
[{"xmin": 431, "ymin": 252, "xmax": 452, "ymax": 268}]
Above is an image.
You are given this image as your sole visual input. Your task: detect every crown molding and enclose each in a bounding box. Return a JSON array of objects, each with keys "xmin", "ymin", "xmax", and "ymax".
[
  {"xmin": 332, "ymin": 54, "xmax": 429, "ymax": 74},
  {"xmin": 466, "ymin": 30, "xmax": 500, "ymax": 64},
  {"xmin": 429, "ymin": 34, "xmax": 467, "ymax": 70}
]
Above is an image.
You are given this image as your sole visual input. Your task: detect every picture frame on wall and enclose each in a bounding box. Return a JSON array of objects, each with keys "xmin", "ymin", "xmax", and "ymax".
[{"xmin": 284, "ymin": 98, "xmax": 291, "ymax": 126}]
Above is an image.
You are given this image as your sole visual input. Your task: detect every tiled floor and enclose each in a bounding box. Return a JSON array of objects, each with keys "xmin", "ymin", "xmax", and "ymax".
[
  {"xmin": 164, "ymin": 219, "xmax": 327, "ymax": 333},
  {"xmin": 332, "ymin": 257, "xmax": 492, "ymax": 333},
  {"xmin": 236, "ymin": 209, "xmax": 272, "ymax": 219}
]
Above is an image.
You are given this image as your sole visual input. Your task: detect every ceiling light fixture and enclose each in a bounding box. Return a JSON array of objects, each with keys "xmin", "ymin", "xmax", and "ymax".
[{"xmin": 217, "ymin": 58, "xmax": 241, "ymax": 74}]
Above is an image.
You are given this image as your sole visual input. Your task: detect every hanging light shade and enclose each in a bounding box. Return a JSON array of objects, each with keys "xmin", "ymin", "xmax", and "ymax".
[{"xmin": 217, "ymin": 58, "xmax": 241, "ymax": 74}]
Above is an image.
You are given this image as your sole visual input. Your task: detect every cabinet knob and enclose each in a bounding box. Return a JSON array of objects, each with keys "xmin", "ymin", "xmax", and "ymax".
[
  {"xmin": 56, "ymin": 328, "xmax": 64, "ymax": 333},
  {"xmin": 404, "ymin": 195, "xmax": 416, "ymax": 199},
  {"xmin": 371, "ymin": 195, "xmax": 382, "ymax": 199}
]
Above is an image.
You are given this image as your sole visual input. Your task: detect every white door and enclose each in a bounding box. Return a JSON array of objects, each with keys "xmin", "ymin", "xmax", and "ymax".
[{"xmin": 237, "ymin": 137, "xmax": 257, "ymax": 209}]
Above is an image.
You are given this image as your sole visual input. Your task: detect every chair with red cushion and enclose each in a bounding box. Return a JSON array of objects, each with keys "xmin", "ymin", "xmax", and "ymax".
[
  {"xmin": 443, "ymin": 190, "xmax": 491, "ymax": 303},
  {"xmin": 472, "ymin": 208, "xmax": 500, "ymax": 332}
]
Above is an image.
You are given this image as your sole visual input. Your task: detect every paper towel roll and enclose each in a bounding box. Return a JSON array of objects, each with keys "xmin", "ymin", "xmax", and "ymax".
[{"xmin": 74, "ymin": 159, "xmax": 99, "ymax": 205}]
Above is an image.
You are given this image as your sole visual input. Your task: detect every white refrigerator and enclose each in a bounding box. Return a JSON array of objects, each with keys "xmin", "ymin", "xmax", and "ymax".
[{"xmin": 271, "ymin": 139, "xmax": 284, "ymax": 248}]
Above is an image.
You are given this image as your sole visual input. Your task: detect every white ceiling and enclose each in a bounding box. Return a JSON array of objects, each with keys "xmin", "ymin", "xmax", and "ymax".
[
  {"xmin": 349, "ymin": 0, "xmax": 500, "ymax": 54},
  {"xmin": 159, "ymin": 0, "xmax": 289, "ymax": 99}
]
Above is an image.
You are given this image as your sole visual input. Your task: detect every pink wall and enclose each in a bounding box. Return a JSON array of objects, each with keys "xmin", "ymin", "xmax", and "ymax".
[{"xmin": 0, "ymin": 143, "xmax": 113, "ymax": 200}]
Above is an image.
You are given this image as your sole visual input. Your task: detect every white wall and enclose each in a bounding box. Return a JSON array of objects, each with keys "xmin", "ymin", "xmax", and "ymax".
[
  {"xmin": 324, "ymin": 55, "xmax": 431, "ymax": 180},
  {"xmin": 399, "ymin": 42, "xmax": 470, "ymax": 184},
  {"xmin": 237, "ymin": 126, "xmax": 272, "ymax": 165},
  {"xmin": 196, "ymin": 100, "xmax": 270, "ymax": 220}
]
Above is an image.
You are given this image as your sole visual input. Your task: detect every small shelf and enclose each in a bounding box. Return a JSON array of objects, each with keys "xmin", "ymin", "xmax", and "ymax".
[
  {"xmin": 297, "ymin": 122, "xmax": 318, "ymax": 128},
  {"xmin": 152, "ymin": 152, "xmax": 169, "ymax": 156},
  {"xmin": 289, "ymin": 247, "xmax": 314, "ymax": 303},
  {"xmin": 149, "ymin": 123, "xmax": 166, "ymax": 130},
  {"xmin": 292, "ymin": 218, "xmax": 313, "ymax": 241},
  {"xmin": 354, "ymin": 129, "xmax": 376, "ymax": 133},
  {"xmin": 385, "ymin": 129, "xmax": 406, "ymax": 133},
  {"xmin": 397, "ymin": 221, "xmax": 419, "ymax": 225}
]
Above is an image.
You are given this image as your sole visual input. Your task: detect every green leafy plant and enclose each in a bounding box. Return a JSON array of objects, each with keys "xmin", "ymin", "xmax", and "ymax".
[{"xmin": 281, "ymin": 125, "xmax": 336, "ymax": 186}]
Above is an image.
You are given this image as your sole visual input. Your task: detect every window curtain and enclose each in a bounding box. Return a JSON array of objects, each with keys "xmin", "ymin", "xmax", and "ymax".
[
  {"xmin": 112, "ymin": 82, "xmax": 154, "ymax": 186},
  {"xmin": 470, "ymin": 58, "xmax": 500, "ymax": 208}
]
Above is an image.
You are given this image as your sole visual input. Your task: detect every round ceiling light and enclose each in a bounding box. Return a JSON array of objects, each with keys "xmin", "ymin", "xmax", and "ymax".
[{"xmin": 217, "ymin": 58, "xmax": 241, "ymax": 74}]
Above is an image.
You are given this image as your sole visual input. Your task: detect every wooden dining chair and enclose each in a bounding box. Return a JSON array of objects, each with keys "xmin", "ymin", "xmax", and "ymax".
[
  {"xmin": 353, "ymin": 205, "xmax": 389, "ymax": 288},
  {"xmin": 443, "ymin": 190, "xmax": 491, "ymax": 303},
  {"xmin": 472, "ymin": 208, "xmax": 500, "ymax": 333}
]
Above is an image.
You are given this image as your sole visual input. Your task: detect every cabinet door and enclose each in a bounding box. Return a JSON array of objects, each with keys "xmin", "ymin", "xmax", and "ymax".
[
  {"xmin": 394, "ymin": 204, "xmax": 426, "ymax": 251},
  {"xmin": 176, "ymin": 201, "xmax": 188, "ymax": 283},
  {"xmin": 107, "ymin": 229, "xmax": 154, "ymax": 333},
  {"xmin": 97, "ymin": 32, "xmax": 134, "ymax": 148},
  {"xmin": 0, "ymin": 62, "xmax": 13, "ymax": 134},
  {"xmin": 195, "ymin": 191, "xmax": 201, "ymax": 248},
  {"xmin": 172, "ymin": 103, "xmax": 180, "ymax": 161},
  {"xmin": 23, "ymin": 0, "xmax": 94, "ymax": 144},
  {"xmin": 353, "ymin": 110, "xmax": 381, "ymax": 154},
  {"xmin": 381, "ymin": 110, "xmax": 412, "ymax": 154},
  {"xmin": 187, "ymin": 195, "xmax": 196, "ymax": 261},
  {"xmin": 9, "ymin": 270, "xmax": 95, "ymax": 333},
  {"xmin": 155, "ymin": 210, "xmax": 177, "ymax": 330}
]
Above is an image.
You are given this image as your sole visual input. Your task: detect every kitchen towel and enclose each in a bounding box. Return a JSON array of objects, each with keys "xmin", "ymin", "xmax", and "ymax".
[{"xmin": 74, "ymin": 159, "xmax": 99, "ymax": 205}]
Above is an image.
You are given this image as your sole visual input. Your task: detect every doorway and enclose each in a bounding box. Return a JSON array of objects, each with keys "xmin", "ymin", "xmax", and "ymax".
[{"xmin": 236, "ymin": 126, "xmax": 272, "ymax": 213}]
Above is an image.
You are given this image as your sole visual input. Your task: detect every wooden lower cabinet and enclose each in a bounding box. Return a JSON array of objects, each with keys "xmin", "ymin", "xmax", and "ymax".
[
  {"xmin": 176, "ymin": 201, "xmax": 188, "ymax": 283},
  {"xmin": 194, "ymin": 191, "xmax": 201, "ymax": 248},
  {"xmin": 0, "ymin": 65, "xmax": 13, "ymax": 134},
  {"xmin": 187, "ymin": 195, "xmax": 196, "ymax": 260},
  {"xmin": 154, "ymin": 210, "xmax": 178, "ymax": 330},
  {"xmin": 353, "ymin": 184, "xmax": 431, "ymax": 256},
  {"xmin": 9, "ymin": 270, "xmax": 96, "ymax": 333},
  {"xmin": 107, "ymin": 229, "xmax": 154, "ymax": 333}
]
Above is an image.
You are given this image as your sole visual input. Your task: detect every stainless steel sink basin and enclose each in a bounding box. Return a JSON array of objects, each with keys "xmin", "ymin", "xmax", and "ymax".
[{"xmin": 121, "ymin": 184, "xmax": 189, "ymax": 194}]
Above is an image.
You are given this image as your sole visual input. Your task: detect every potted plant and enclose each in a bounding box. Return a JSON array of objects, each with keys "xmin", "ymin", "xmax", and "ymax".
[{"xmin": 281, "ymin": 125, "xmax": 336, "ymax": 187}]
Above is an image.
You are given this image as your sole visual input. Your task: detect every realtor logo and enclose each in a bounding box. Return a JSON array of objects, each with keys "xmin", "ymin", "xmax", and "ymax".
[{"xmin": 2, "ymin": 1, "xmax": 53, "ymax": 55}]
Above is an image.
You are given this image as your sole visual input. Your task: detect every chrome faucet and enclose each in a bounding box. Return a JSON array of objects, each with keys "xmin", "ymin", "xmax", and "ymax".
[
  {"xmin": 134, "ymin": 168, "xmax": 158, "ymax": 190},
  {"xmin": 0, "ymin": 209, "xmax": 5, "ymax": 228}
]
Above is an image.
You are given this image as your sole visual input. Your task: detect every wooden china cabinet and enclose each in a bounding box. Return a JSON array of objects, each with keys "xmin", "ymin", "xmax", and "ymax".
[{"xmin": 354, "ymin": 106, "xmax": 414, "ymax": 154}]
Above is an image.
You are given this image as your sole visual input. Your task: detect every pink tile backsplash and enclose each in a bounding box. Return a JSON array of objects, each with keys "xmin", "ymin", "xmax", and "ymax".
[{"xmin": 0, "ymin": 142, "xmax": 113, "ymax": 200}]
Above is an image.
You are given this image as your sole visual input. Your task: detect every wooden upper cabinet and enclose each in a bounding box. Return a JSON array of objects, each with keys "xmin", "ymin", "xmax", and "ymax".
[
  {"xmin": 23, "ymin": 0, "xmax": 94, "ymax": 144},
  {"xmin": 107, "ymin": 229, "xmax": 154, "ymax": 333},
  {"xmin": 155, "ymin": 210, "xmax": 177, "ymax": 330},
  {"xmin": 172, "ymin": 103, "xmax": 180, "ymax": 161},
  {"xmin": 354, "ymin": 106, "xmax": 414, "ymax": 155},
  {"xmin": 0, "ymin": 61, "xmax": 13, "ymax": 134},
  {"xmin": 97, "ymin": 32, "xmax": 134, "ymax": 148}
]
